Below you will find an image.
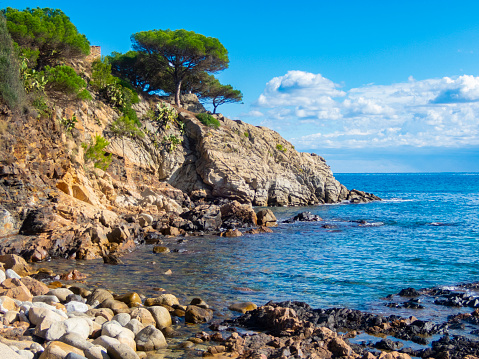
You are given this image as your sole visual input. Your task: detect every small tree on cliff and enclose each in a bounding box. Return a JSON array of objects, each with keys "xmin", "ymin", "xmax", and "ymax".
[
  {"xmin": 198, "ymin": 74, "xmax": 243, "ymax": 114},
  {"xmin": 2, "ymin": 7, "xmax": 90, "ymax": 69},
  {"xmin": 131, "ymin": 29, "xmax": 229, "ymax": 107}
]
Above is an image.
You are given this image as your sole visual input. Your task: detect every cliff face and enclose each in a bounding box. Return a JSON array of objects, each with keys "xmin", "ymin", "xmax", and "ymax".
[{"xmin": 0, "ymin": 75, "xmax": 378, "ymax": 260}]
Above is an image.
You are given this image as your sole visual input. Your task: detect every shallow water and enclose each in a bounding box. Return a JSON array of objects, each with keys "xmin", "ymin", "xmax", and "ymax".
[{"xmin": 38, "ymin": 173, "xmax": 479, "ymax": 330}]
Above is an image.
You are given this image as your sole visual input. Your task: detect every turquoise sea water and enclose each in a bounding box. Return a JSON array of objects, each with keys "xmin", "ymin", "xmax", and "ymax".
[{"xmin": 41, "ymin": 173, "xmax": 479, "ymax": 318}]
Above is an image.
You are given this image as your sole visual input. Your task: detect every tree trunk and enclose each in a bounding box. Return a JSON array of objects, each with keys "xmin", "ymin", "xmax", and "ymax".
[{"xmin": 175, "ymin": 80, "xmax": 182, "ymax": 108}]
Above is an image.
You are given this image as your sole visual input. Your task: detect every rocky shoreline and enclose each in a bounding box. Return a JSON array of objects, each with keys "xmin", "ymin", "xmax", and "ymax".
[{"xmin": 0, "ymin": 251, "xmax": 479, "ymax": 359}]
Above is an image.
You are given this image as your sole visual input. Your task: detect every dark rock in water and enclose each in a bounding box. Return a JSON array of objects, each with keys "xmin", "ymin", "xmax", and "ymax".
[
  {"xmin": 220, "ymin": 201, "xmax": 257, "ymax": 229},
  {"xmin": 185, "ymin": 305, "xmax": 213, "ymax": 323},
  {"xmin": 283, "ymin": 211, "xmax": 322, "ymax": 223},
  {"xmin": 374, "ymin": 338, "xmax": 403, "ymax": 351},
  {"xmin": 398, "ymin": 287, "xmax": 420, "ymax": 297},
  {"xmin": 415, "ymin": 335, "xmax": 479, "ymax": 359},
  {"xmin": 256, "ymin": 209, "xmax": 277, "ymax": 227},
  {"xmin": 403, "ymin": 298, "xmax": 425, "ymax": 309},
  {"xmin": 180, "ymin": 204, "xmax": 222, "ymax": 231},
  {"xmin": 102, "ymin": 254, "xmax": 124, "ymax": 265}
]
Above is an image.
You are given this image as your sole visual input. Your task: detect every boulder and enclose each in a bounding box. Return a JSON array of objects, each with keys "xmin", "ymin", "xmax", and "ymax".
[
  {"xmin": 144, "ymin": 293, "xmax": 179, "ymax": 307},
  {"xmin": 45, "ymin": 317, "xmax": 93, "ymax": 341},
  {"xmin": 180, "ymin": 204, "xmax": 222, "ymax": 231},
  {"xmin": 20, "ymin": 276, "xmax": 49, "ymax": 296},
  {"xmin": 0, "ymin": 254, "xmax": 32, "ymax": 276},
  {"xmin": 107, "ymin": 343, "xmax": 140, "ymax": 359},
  {"xmin": 39, "ymin": 341, "xmax": 85, "ymax": 359},
  {"xmin": 114, "ymin": 292, "xmax": 141, "ymax": 307},
  {"xmin": 87, "ymin": 289, "xmax": 114, "ymax": 307},
  {"xmin": 0, "ymin": 295, "xmax": 18, "ymax": 313},
  {"xmin": 185, "ymin": 305, "xmax": 213, "ymax": 323},
  {"xmin": 147, "ymin": 306, "xmax": 172, "ymax": 329},
  {"xmin": 256, "ymin": 209, "xmax": 277, "ymax": 227},
  {"xmin": 129, "ymin": 308, "xmax": 156, "ymax": 327},
  {"xmin": 228, "ymin": 302, "xmax": 258, "ymax": 314},
  {"xmin": 220, "ymin": 201, "xmax": 257, "ymax": 228},
  {"xmin": 135, "ymin": 325, "xmax": 167, "ymax": 351}
]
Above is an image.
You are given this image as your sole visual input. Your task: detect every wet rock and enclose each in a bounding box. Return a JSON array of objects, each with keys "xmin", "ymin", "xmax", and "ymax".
[
  {"xmin": 60, "ymin": 269, "xmax": 88, "ymax": 281},
  {"xmin": 135, "ymin": 325, "xmax": 167, "ymax": 350},
  {"xmin": 147, "ymin": 306, "xmax": 172, "ymax": 329},
  {"xmin": 375, "ymin": 338, "xmax": 404, "ymax": 351},
  {"xmin": 220, "ymin": 200, "xmax": 257, "ymax": 229},
  {"xmin": 152, "ymin": 246, "xmax": 170, "ymax": 254},
  {"xmin": 221, "ymin": 228, "xmax": 243, "ymax": 237},
  {"xmin": 228, "ymin": 302, "xmax": 258, "ymax": 314},
  {"xmin": 185, "ymin": 305, "xmax": 214, "ymax": 323},
  {"xmin": 19, "ymin": 207, "xmax": 56, "ymax": 235},
  {"xmin": 144, "ymin": 293, "xmax": 179, "ymax": 307},
  {"xmin": 398, "ymin": 287, "xmax": 420, "ymax": 297},
  {"xmin": 180, "ymin": 204, "xmax": 222, "ymax": 231},
  {"xmin": 256, "ymin": 209, "xmax": 277, "ymax": 227},
  {"xmin": 102, "ymin": 254, "xmax": 124, "ymax": 265},
  {"xmin": 87, "ymin": 289, "xmax": 114, "ymax": 307},
  {"xmin": 283, "ymin": 211, "xmax": 322, "ymax": 223},
  {"xmin": 115, "ymin": 292, "xmax": 141, "ymax": 307}
]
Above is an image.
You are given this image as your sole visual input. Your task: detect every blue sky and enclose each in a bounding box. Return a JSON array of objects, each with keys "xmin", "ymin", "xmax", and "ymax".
[{"xmin": 5, "ymin": 1, "xmax": 479, "ymax": 172}]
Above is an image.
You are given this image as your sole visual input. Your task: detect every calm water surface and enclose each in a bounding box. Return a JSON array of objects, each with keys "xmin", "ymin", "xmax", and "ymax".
[{"xmin": 39, "ymin": 173, "xmax": 479, "ymax": 321}]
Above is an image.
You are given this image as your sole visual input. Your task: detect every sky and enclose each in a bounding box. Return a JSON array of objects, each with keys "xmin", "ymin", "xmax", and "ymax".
[{"xmin": 4, "ymin": 0, "xmax": 479, "ymax": 172}]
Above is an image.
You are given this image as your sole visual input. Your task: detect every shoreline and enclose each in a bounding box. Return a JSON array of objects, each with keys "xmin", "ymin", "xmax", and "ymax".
[{"xmin": 1, "ymin": 253, "xmax": 479, "ymax": 358}]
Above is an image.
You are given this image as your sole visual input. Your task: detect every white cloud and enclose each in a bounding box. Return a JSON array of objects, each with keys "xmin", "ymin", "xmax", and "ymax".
[{"xmin": 244, "ymin": 71, "xmax": 479, "ymax": 149}]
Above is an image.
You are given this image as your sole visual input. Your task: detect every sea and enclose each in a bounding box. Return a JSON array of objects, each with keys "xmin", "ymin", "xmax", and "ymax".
[{"xmin": 38, "ymin": 173, "xmax": 479, "ymax": 327}]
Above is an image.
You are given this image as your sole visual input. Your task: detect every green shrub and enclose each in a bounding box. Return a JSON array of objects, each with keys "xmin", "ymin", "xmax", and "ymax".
[
  {"xmin": 60, "ymin": 113, "xmax": 77, "ymax": 133},
  {"xmin": 162, "ymin": 134, "xmax": 183, "ymax": 152},
  {"xmin": 45, "ymin": 65, "xmax": 91, "ymax": 99},
  {"xmin": 196, "ymin": 113, "xmax": 220, "ymax": 129},
  {"xmin": 276, "ymin": 144, "xmax": 287, "ymax": 153},
  {"xmin": 90, "ymin": 58, "xmax": 116, "ymax": 91},
  {"xmin": 82, "ymin": 135, "xmax": 112, "ymax": 170},
  {"xmin": 110, "ymin": 114, "xmax": 144, "ymax": 140},
  {"xmin": 0, "ymin": 15, "xmax": 25, "ymax": 110}
]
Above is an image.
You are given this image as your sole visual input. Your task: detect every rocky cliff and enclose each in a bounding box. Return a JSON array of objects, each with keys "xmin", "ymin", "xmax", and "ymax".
[{"xmin": 0, "ymin": 58, "xmax": 378, "ymax": 261}]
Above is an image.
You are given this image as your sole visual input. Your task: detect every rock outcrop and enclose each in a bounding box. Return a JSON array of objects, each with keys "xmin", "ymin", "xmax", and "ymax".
[{"xmin": 0, "ymin": 55, "xmax": 379, "ymax": 260}]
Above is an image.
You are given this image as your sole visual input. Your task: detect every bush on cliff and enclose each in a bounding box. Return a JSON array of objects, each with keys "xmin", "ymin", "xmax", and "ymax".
[
  {"xmin": 0, "ymin": 14, "xmax": 26, "ymax": 111},
  {"xmin": 44, "ymin": 65, "xmax": 91, "ymax": 100},
  {"xmin": 196, "ymin": 113, "xmax": 220, "ymax": 129},
  {"xmin": 2, "ymin": 7, "xmax": 90, "ymax": 69}
]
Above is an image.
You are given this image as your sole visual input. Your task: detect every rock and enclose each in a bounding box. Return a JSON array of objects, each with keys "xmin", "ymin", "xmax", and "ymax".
[
  {"xmin": 39, "ymin": 341, "xmax": 85, "ymax": 359},
  {"xmin": 0, "ymin": 342, "xmax": 24, "ymax": 359},
  {"xmin": 398, "ymin": 287, "xmax": 420, "ymax": 297},
  {"xmin": 60, "ymin": 269, "xmax": 88, "ymax": 280},
  {"xmin": 48, "ymin": 288, "xmax": 75, "ymax": 302},
  {"xmin": 190, "ymin": 298, "xmax": 209, "ymax": 308},
  {"xmin": 222, "ymin": 228, "xmax": 243, "ymax": 237},
  {"xmin": 125, "ymin": 319, "xmax": 144, "ymax": 335},
  {"xmin": 256, "ymin": 209, "xmax": 277, "ymax": 227},
  {"xmin": 0, "ymin": 295, "xmax": 18, "ymax": 313},
  {"xmin": 102, "ymin": 254, "xmax": 124, "ymax": 265},
  {"xmin": 152, "ymin": 246, "xmax": 170, "ymax": 254},
  {"xmin": 6, "ymin": 269, "xmax": 21, "ymax": 279},
  {"xmin": 129, "ymin": 308, "xmax": 156, "ymax": 327},
  {"xmin": 185, "ymin": 305, "xmax": 214, "ymax": 323},
  {"xmin": 19, "ymin": 207, "xmax": 56, "ymax": 235},
  {"xmin": 4, "ymin": 310, "xmax": 19, "ymax": 323},
  {"xmin": 107, "ymin": 343, "xmax": 140, "ymax": 359},
  {"xmin": 160, "ymin": 226, "xmax": 180, "ymax": 236},
  {"xmin": 59, "ymin": 332, "xmax": 94, "ymax": 351},
  {"xmin": 100, "ymin": 299, "xmax": 129, "ymax": 314},
  {"xmin": 112, "ymin": 313, "xmax": 131, "ymax": 326},
  {"xmin": 135, "ymin": 325, "xmax": 168, "ymax": 351},
  {"xmin": 147, "ymin": 306, "xmax": 172, "ymax": 329},
  {"xmin": 0, "ymin": 278, "xmax": 33, "ymax": 301},
  {"xmin": 283, "ymin": 211, "xmax": 322, "ymax": 223},
  {"xmin": 84, "ymin": 345, "xmax": 110, "ymax": 359},
  {"xmin": 65, "ymin": 353, "xmax": 88, "ymax": 359},
  {"xmin": 0, "ymin": 270, "xmax": 5, "ymax": 284},
  {"xmin": 180, "ymin": 204, "xmax": 222, "ymax": 231},
  {"xmin": 33, "ymin": 295, "xmax": 60, "ymax": 305},
  {"xmin": 107, "ymin": 226, "xmax": 130, "ymax": 244},
  {"xmin": 0, "ymin": 207, "xmax": 15, "ymax": 237},
  {"xmin": 20, "ymin": 276, "xmax": 49, "ymax": 296},
  {"xmin": 138, "ymin": 213, "xmax": 153, "ymax": 227},
  {"xmin": 144, "ymin": 293, "xmax": 179, "ymax": 307},
  {"xmin": 65, "ymin": 301, "xmax": 89, "ymax": 313},
  {"xmin": 87, "ymin": 289, "xmax": 114, "ymax": 307},
  {"xmin": 220, "ymin": 201, "xmax": 257, "ymax": 228},
  {"xmin": 102, "ymin": 321, "xmax": 135, "ymax": 340},
  {"xmin": 93, "ymin": 335, "xmax": 121, "ymax": 352},
  {"xmin": 228, "ymin": 302, "xmax": 258, "ymax": 314},
  {"xmin": 115, "ymin": 292, "xmax": 141, "ymax": 307},
  {"xmin": 45, "ymin": 317, "xmax": 92, "ymax": 341}
]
